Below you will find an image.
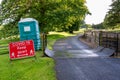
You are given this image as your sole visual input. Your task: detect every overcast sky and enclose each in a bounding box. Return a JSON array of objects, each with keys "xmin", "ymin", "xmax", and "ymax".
[
  {"xmin": 85, "ymin": 0, "xmax": 112, "ymax": 24},
  {"xmin": 0, "ymin": 0, "xmax": 112, "ymax": 25}
]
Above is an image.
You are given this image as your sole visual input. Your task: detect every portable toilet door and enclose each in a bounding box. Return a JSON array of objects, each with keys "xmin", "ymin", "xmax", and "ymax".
[{"xmin": 18, "ymin": 18, "xmax": 41, "ymax": 50}]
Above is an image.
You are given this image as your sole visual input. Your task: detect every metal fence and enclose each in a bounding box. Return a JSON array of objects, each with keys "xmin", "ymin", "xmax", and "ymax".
[{"xmin": 84, "ymin": 30, "xmax": 120, "ymax": 56}]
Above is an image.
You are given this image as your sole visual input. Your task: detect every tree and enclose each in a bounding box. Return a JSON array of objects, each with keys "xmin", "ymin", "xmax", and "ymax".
[
  {"xmin": 92, "ymin": 23, "xmax": 105, "ymax": 29},
  {"xmin": 0, "ymin": 0, "xmax": 89, "ymax": 36},
  {"xmin": 104, "ymin": 0, "xmax": 120, "ymax": 28}
]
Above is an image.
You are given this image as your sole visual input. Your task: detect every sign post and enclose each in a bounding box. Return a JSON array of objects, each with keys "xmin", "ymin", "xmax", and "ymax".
[{"xmin": 9, "ymin": 40, "xmax": 35, "ymax": 60}]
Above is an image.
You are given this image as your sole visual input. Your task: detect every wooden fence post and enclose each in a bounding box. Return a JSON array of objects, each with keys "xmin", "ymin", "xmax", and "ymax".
[
  {"xmin": 42, "ymin": 33, "xmax": 48, "ymax": 57},
  {"xmin": 106, "ymin": 32, "xmax": 108, "ymax": 48},
  {"xmin": 116, "ymin": 33, "xmax": 119, "ymax": 56},
  {"xmin": 99, "ymin": 31, "xmax": 102, "ymax": 46}
]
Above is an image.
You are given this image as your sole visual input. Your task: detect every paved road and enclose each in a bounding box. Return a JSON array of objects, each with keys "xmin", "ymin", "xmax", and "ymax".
[
  {"xmin": 53, "ymin": 36, "xmax": 114, "ymax": 58},
  {"xmin": 53, "ymin": 36, "xmax": 91, "ymax": 51},
  {"xmin": 52, "ymin": 35, "xmax": 120, "ymax": 80},
  {"xmin": 53, "ymin": 36, "xmax": 92, "ymax": 58},
  {"xmin": 55, "ymin": 58, "xmax": 120, "ymax": 80}
]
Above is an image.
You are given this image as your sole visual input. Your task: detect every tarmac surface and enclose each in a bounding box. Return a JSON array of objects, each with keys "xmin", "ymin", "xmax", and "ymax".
[
  {"xmin": 55, "ymin": 58, "xmax": 120, "ymax": 80},
  {"xmin": 52, "ymin": 36, "xmax": 114, "ymax": 58},
  {"xmin": 50, "ymin": 35, "xmax": 120, "ymax": 80}
]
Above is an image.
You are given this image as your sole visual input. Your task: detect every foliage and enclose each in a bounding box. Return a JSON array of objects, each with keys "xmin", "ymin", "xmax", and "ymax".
[
  {"xmin": 104, "ymin": 0, "xmax": 120, "ymax": 29},
  {"xmin": 0, "ymin": 0, "xmax": 89, "ymax": 38},
  {"xmin": 85, "ymin": 24, "xmax": 92, "ymax": 29},
  {"xmin": 92, "ymin": 23, "xmax": 105, "ymax": 29},
  {"xmin": 0, "ymin": 24, "xmax": 19, "ymax": 39}
]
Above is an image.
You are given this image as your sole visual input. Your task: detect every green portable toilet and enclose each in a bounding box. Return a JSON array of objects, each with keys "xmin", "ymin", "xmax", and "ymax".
[{"xmin": 18, "ymin": 18, "xmax": 41, "ymax": 50}]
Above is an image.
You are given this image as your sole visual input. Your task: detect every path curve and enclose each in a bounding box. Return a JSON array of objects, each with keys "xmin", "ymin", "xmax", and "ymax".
[
  {"xmin": 52, "ymin": 35, "xmax": 114, "ymax": 58},
  {"xmin": 52, "ymin": 35, "xmax": 120, "ymax": 80}
]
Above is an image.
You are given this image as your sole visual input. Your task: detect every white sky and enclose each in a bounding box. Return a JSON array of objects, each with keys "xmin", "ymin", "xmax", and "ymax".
[
  {"xmin": 0, "ymin": 0, "xmax": 112, "ymax": 25},
  {"xmin": 85, "ymin": 0, "xmax": 112, "ymax": 24}
]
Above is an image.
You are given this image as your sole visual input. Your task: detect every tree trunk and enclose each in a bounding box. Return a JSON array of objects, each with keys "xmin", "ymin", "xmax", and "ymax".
[{"xmin": 69, "ymin": 30, "xmax": 73, "ymax": 34}]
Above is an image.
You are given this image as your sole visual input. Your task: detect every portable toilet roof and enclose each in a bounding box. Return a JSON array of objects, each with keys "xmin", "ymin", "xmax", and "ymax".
[{"xmin": 19, "ymin": 18, "xmax": 38, "ymax": 23}]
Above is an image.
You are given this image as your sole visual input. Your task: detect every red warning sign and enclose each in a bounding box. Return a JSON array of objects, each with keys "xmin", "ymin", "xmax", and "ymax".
[{"xmin": 9, "ymin": 40, "xmax": 35, "ymax": 60}]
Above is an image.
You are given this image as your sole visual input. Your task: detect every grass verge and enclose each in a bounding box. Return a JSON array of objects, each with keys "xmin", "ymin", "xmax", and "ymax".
[
  {"xmin": 0, "ymin": 53, "xmax": 56, "ymax": 80},
  {"xmin": 0, "ymin": 38, "xmax": 56, "ymax": 80},
  {"xmin": 0, "ymin": 30, "xmax": 83, "ymax": 80},
  {"xmin": 47, "ymin": 30, "xmax": 84, "ymax": 50}
]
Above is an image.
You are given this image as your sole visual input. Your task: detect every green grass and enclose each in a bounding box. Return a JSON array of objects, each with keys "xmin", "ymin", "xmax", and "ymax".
[
  {"xmin": 47, "ymin": 34, "xmax": 65, "ymax": 50},
  {"xmin": 47, "ymin": 33, "xmax": 72, "ymax": 50},
  {"xmin": 108, "ymin": 28, "xmax": 120, "ymax": 32},
  {"xmin": 0, "ymin": 39, "xmax": 10, "ymax": 46},
  {"xmin": 0, "ymin": 39, "xmax": 10, "ymax": 55},
  {"xmin": 47, "ymin": 30, "xmax": 84, "ymax": 50},
  {"xmin": 0, "ymin": 54, "xmax": 56, "ymax": 80},
  {"xmin": 0, "ymin": 30, "xmax": 83, "ymax": 80},
  {"xmin": 0, "ymin": 47, "xmax": 8, "ymax": 55},
  {"xmin": 0, "ymin": 37, "xmax": 56, "ymax": 80},
  {"xmin": 0, "ymin": 50, "xmax": 56, "ymax": 80},
  {"xmin": 0, "ymin": 38, "xmax": 20, "ymax": 55},
  {"xmin": 0, "ymin": 26, "xmax": 3, "ymax": 30}
]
